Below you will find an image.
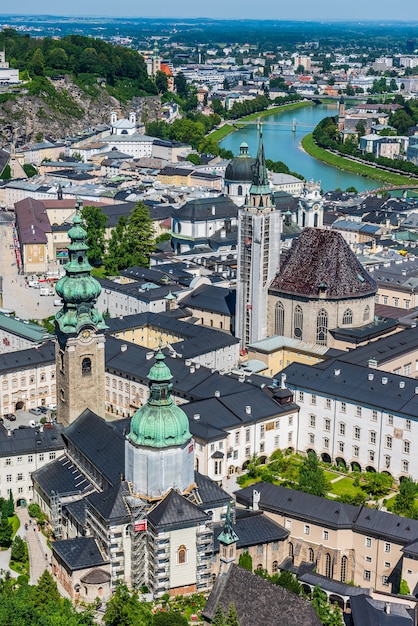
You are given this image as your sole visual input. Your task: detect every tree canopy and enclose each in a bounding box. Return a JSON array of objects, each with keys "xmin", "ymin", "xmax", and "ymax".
[{"xmin": 298, "ymin": 451, "xmax": 328, "ymax": 497}]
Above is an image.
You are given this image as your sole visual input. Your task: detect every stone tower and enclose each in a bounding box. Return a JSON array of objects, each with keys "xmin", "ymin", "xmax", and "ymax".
[
  {"xmin": 236, "ymin": 128, "xmax": 281, "ymax": 348},
  {"xmin": 338, "ymin": 95, "xmax": 346, "ymax": 133},
  {"xmin": 296, "ymin": 180, "xmax": 323, "ymax": 229},
  {"xmin": 54, "ymin": 199, "xmax": 108, "ymax": 428},
  {"xmin": 218, "ymin": 502, "xmax": 239, "ymax": 574},
  {"xmin": 125, "ymin": 349, "xmax": 195, "ymax": 499}
]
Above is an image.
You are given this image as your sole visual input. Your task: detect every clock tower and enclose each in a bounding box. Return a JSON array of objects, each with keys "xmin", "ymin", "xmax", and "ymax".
[
  {"xmin": 54, "ymin": 200, "xmax": 108, "ymax": 428},
  {"xmin": 296, "ymin": 180, "xmax": 323, "ymax": 229}
]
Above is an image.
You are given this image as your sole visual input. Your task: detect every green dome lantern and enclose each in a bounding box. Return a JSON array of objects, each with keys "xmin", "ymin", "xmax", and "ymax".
[
  {"xmin": 128, "ymin": 350, "xmax": 191, "ymax": 448},
  {"xmin": 54, "ymin": 199, "xmax": 107, "ymax": 337}
]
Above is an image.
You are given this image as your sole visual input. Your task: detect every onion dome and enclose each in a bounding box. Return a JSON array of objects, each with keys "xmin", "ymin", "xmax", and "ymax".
[
  {"xmin": 54, "ymin": 199, "xmax": 107, "ymax": 336},
  {"xmin": 224, "ymin": 142, "xmax": 256, "ymax": 183},
  {"xmin": 128, "ymin": 350, "xmax": 192, "ymax": 448}
]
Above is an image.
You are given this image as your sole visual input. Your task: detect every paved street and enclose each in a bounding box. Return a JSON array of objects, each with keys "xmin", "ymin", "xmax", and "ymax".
[
  {"xmin": 17, "ymin": 507, "xmax": 51, "ymax": 585},
  {"xmin": 0, "ymin": 216, "xmax": 59, "ymax": 321}
]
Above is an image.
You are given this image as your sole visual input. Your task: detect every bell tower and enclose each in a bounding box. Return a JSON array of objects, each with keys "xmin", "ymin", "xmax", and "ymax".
[
  {"xmin": 54, "ymin": 199, "xmax": 108, "ymax": 428},
  {"xmin": 218, "ymin": 502, "xmax": 239, "ymax": 574}
]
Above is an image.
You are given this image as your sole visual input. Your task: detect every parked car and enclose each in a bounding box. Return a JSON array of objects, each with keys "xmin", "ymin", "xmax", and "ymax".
[
  {"xmin": 38, "ymin": 406, "xmax": 49, "ymax": 414},
  {"xmin": 29, "ymin": 408, "xmax": 43, "ymax": 416},
  {"xmin": 4, "ymin": 413, "xmax": 16, "ymax": 421}
]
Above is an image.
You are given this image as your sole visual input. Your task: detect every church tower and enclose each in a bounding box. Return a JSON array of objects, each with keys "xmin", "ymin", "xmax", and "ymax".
[
  {"xmin": 54, "ymin": 199, "xmax": 108, "ymax": 428},
  {"xmin": 297, "ymin": 180, "xmax": 323, "ymax": 229},
  {"xmin": 338, "ymin": 95, "xmax": 346, "ymax": 133},
  {"xmin": 236, "ymin": 128, "xmax": 281, "ymax": 348},
  {"xmin": 218, "ymin": 502, "xmax": 239, "ymax": 574},
  {"xmin": 125, "ymin": 349, "xmax": 195, "ymax": 499}
]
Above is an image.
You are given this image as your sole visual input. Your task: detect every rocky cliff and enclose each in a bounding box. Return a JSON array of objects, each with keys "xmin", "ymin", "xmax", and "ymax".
[{"xmin": 0, "ymin": 76, "xmax": 161, "ymax": 146}]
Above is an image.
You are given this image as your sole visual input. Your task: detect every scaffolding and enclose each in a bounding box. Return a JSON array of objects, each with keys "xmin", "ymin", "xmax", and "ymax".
[
  {"xmin": 50, "ymin": 490, "xmax": 85, "ymax": 539},
  {"xmin": 125, "ymin": 489, "xmax": 150, "ymax": 591}
]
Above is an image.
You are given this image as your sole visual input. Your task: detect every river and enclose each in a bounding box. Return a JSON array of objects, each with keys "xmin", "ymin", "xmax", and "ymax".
[{"xmin": 220, "ymin": 103, "xmax": 378, "ymax": 193}]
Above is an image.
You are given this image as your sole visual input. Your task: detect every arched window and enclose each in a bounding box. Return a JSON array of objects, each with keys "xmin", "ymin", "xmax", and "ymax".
[
  {"xmin": 316, "ymin": 309, "xmax": 328, "ymax": 346},
  {"xmin": 314, "ymin": 213, "xmax": 318, "ymax": 228},
  {"xmin": 363, "ymin": 305, "xmax": 370, "ymax": 322},
  {"xmin": 177, "ymin": 545, "xmax": 187, "ymax": 565},
  {"xmin": 342, "ymin": 308, "xmax": 353, "ymax": 325},
  {"xmin": 340, "ymin": 555, "xmax": 347, "ymax": 582},
  {"xmin": 274, "ymin": 301, "xmax": 285, "ymax": 336},
  {"xmin": 237, "ymin": 185, "xmax": 243, "ymax": 196},
  {"xmin": 302, "ymin": 212, "xmax": 306, "ymax": 227},
  {"xmin": 293, "ymin": 305, "xmax": 303, "ymax": 340},
  {"xmin": 289, "ymin": 542, "xmax": 294, "ymax": 560},
  {"xmin": 195, "ymin": 458, "xmax": 199, "ymax": 472},
  {"xmin": 272, "ymin": 560, "xmax": 278, "ymax": 573},
  {"xmin": 256, "ymin": 564, "xmax": 263, "ymax": 571},
  {"xmin": 325, "ymin": 553, "xmax": 332, "ymax": 578},
  {"xmin": 82, "ymin": 358, "xmax": 91, "ymax": 376},
  {"xmin": 308, "ymin": 548, "xmax": 314, "ymax": 563}
]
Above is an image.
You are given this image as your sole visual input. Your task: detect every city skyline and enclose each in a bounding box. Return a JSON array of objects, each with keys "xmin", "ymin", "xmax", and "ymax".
[{"xmin": 1, "ymin": 1, "xmax": 418, "ymax": 21}]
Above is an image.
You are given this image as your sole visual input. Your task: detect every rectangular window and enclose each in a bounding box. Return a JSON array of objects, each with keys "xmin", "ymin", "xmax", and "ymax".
[
  {"xmin": 39, "ymin": 454, "xmax": 44, "ymax": 462},
  {"xmin": 309, "ymin": 433, "xmax": 315, "ymax": 445},
  {"xmin": 28, "ymin": 455, "xmax": 33, "ymax": 463},
  {"xmin": 394, "ymin": 298, "xmax": 399, "ymax": 307},
  {"xmin": 339, "ymin": 423, "xmax": 346, "ymax": 436},
  {"xmin": 260, "ymin": 442, "xmax": 265, "ymax": 453},
  {"xmin": 288, "ymin": 416, "xmax": 293, "ymax": 426},
  {"xmin": 245, "ymin": 447, "xmax": 250, "ymax": 457},
  {"xmin": 274, "ymin": 436, "xmax": 279, "ymax": 448},
  {"xmin": 356, "ymin": 406, "xmax": 362, "ymax": 417},
  {"xmin": 5, "ymin": 458, "xmax": 11, "ymax": 466},
  {"xmin": 366, "ymin": 537, "xmax": 372, "ymax": 548},
  {"xmin": 369, "ymin": 450, "xmax": 375, "ymax": 462},
  {"xmin": 354, "ymin": 426, "xmax": 361, "ymax": 439},
  {"xmin": 233, "ymin": 450, "xmax": 238, "ymax": 459},
  {"xmin": 210, "ymin": 444, "xmax": 215, "ymax": 452},
  {"xmin": 260, "ymin": 425, "xmax": 265, "ymax": 439},
  {"xmin": 406, "ymin": 419, "xmax": 411, "ymax": 431},
  {"xmin": 325, "ymin": 398, "xmax": 331, "ymax": 410},
  {"xmin": 386, "ymin": 436, "xmax": 392, "ymax": 449},
  {"xmin": 288, "ymin": 432, "xmax": 293, "ymax": 443},
  {"xmin": 298, "ymin": 391, "xmax": 304, "ymax": 402},
  {"xmin": 364, "ymin": 570, "xmax": 371, "ymax": 581},
  {"xmin": 353, "ymin": 446, "xmax": 359, "ymax": 457},
  {"xmin": 275, "ymin": 420, "xmax": 280, "ymax": 429},
  {"xmin": 324, "ymin": 418, "xmax": 331, "ymax": 432},
  {"xmin": 311, "ymin": 394, "xmax": 316, "ymax": 405},
  {"xmin": 404, "ymin": 441, "xmax": 410, "ymax": 454},
  {"xmin": 304, "ymin": 525, "xmax": 310, "ymax": 535},
  {"xmin": 372, "ymin": 410, "xmax": 378, "ymax": 422},
  {"xmin": 285, "ymin": 519, "xmax": 292, "ymax": 530},
  {"xmin": 383, "ymin": 295, "xmax": 388, "ymax": 305},
  {"xmin": 403, "ymin": 460, "xmax": 409, "ymax": 472},
  {"xmin": 310, "ymin": 415, "xmax": 316, "ymax": 427},
  {"xmin": 323, "ymin": 530, "xmax": 329, "ymax": 540},
  {"xmin": 338, "ymin": 441, "xmax": 344, "ymax": 453},
  {"xmin": 17, "ymin": 473, "xmax": 23, "ymax": 481},
  {"xmin": 384, "ymin": 561, "xmax": 391, "ymax": 568},
  {"xmin": 341, "ymin": 402, "xmax": 346, "ymax": 413},
  {"xmin": 366, "ymin": 556, "xmax": 372, "ymax": 563},
  {"xmin": 384, "ymin": 543, "xmax": 391, "ymax": 553},
  {"xmin": 404, "ymin": 364, "xmax": 411, "ymax": 376},
  {"xmin": 245, "ymin": 429, "xmax": 250, "ymax": 443},
  {"xmin": 388, "ymin": 415, "xmax": 393, "ymax": 426},
  {"xmin": 382, "ymin": 575, "xmax": 389, "ymax": 586},
  {"xmin": 323, "ymin": 437, "xmax": 329, "ymax": 449},
  {"xmin": 257, "ymin": 545, "xmax": 263, "ymax": 555},
  {"xmin": 6, "ymin": 475, "xmax": 11, "ymax": 483},
  {"xmin": 235, "ymin": 432, "xmax": 240, "ymax": 445},
  {"xmin": 370, "ymin": 431, "xmax": 376, "ymax": 444},
  {"xmin": 17, "ymin": 456, "xmax": 22, "ymax": 464}
]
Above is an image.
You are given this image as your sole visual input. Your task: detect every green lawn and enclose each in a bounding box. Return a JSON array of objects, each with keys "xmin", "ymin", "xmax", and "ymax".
[
  {"xmin": 328, "ymin": 477, "xmax": 362, "ymax": 498},
  {"xmin": 301, "ymin": 133, "xmax": 417, "ymax": 187},
  {"xmin": 384, "ymin": 494, "xmax": 397, "ymax": 512},
  {"xmin": 324, "ymin": 470, "xmax": 337, "ymax": 482},
  {"xmin": 207, "ymin": 124, "xmax": 235, "ymax": 142},
  {"xmin": 10, "ymin": 515, "xmax": 20, "ymax": 538}
]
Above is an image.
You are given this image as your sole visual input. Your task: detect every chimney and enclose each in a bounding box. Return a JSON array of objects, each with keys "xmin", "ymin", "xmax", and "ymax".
[
  {"xmin": 215, "ymin": 390, "xmax": 221, "ymax": 398},
  {"xmin": 334, "ymin": 368, "xmax": 341, "ymax": 376},
  {"xmin": 385, "ymin": 603, "xmax": 391, "ymax": 615},
  {"xmin": 382, "ymin": 377, "xmax": 388, "ymax": 385},
  {"xmin": 281, "ymin": 373, "xmax": 287, "ymax": 389},
  {"xmin": 121, "ymin": 344, "xmax": 127, "ymax": 352},
  {"xmin": 193, "ymin": 414, "xmax": 200, "ymax": 421},
  {"xmin": 368, "ymin": 358, "xmax": 378, "ymax": 369},
  {"xmin": 245, "ymin": 405, "xmax": 251, "ymax": 415},
  {"xmin": 368, "ymin": 372, "xmax": 374, "ymax": 381},
  {"xmin": 253, "ymin": 489, "xmax": 260, "ymax": 511},
  {"xmin": 190, "ymin": 366, "xmax": 195, "ymax": 374},
  {"xmin": 399, "ymin": 381, "xmax": 405, "ymax": 389}
]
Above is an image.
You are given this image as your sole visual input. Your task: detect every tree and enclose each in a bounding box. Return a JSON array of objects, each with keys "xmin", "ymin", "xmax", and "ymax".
[
  {"xmin": 276, "ymin": 570, "xmax": 302, "ymax": 595},
  {"xmin": 223, "ymin": 77, "xmax": 230, "ymax": 90},
  {"xmin": 31, "ymin": 48, "xmax": 45, "ymax": 76},
  {"xmin": 125, "ymin": 201, "xmax": 155, "ymax": 268},
  {"xmin": 212, "ymin": 605, "xmax": 226, "ymax": 626},
  {"xmin": 399, "ymin": 579, "xmax": 411, "ymax": 595},
  {"xmin": 310, "ymin": 586, "xmax": 344, "ymax": 626},
  {"xmin": 226, "ymin": 603, "xmax": 240, "ymax": 626},
  {"xmin": 81, "ymin": 205, "xmax": 108, "ymax": 265},
  {"xmin": 362, "ymin": 472, "xmax": 393, "ymax": 499},
  {"xmin": 104, "ymin": 216, "xmax": 130, "ymax": 275},
  {"xmin": 104, "ymin": 582, "xmax": 153, "ymax": 626},
  {"xmin": 7, "ymin": 490, "xmax": 14, "ymax": 517},
  {"xmin": 298, "ymin": 451, "xmax": 328, "ymax": 497},
  {"xmin": 155, "ymin": 70, "xmax": 168, "ymax": 94},
  {"xmin": 174, "ymin": 72, "xmax": 188, "ymax": 99},
  {"xmin": 32, "ymin": 570, "xmax": 61, "ymax": 608},
  {"xmin": 393, "ymin": 478, "xmax": 417, "ymax": 517},
  {"xmin": 238, "ymin": 551, "xmax": 252, "ymax": 572},
  {"xmin": 211, "ymin": 98, "xmax": 225, "ymax": 116},
  {"xmin": 11, "ymin": 535, "xmax": 27, "ymax": 563},
  {"xmin": 186, "ymin": 153, "xmax": 201, "ymax": 166},
  {"xmin": 0, "ymin": 519, "xmax": 12, "ymax": 548},
  {"xmin": 153, "ymin": 612, "xmax": 188, "ymax": 626},
  {"xmin": 355, "ymin": 120, "xmax": 366, "ymax": 136},
  {"xmin": 295, "ymin": 64, "xmax": 305, "ymax": 74}
]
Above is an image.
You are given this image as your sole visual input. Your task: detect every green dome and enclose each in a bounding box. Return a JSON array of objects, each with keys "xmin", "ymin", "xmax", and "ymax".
[
  {"xmin": 225, "ymin": 141, "xmax": 255, "ymax": 183},
  {"xmin": 128, "ymin": 351, "xmax": 191, "ymax": 448}
]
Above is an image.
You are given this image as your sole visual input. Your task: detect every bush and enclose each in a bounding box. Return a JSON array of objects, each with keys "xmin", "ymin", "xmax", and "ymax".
[{"xmin": 16, "ymin": 574, "xmax": 29, "ymax": 585}]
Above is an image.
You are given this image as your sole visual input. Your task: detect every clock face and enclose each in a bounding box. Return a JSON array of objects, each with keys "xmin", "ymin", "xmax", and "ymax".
[
  {"xmin": 313, "ymin": 203, "xmax": 320, "ymax": 210},
  {"xmin": 81, "ymin": 329, "xmax": 92, "ymax": 341}
]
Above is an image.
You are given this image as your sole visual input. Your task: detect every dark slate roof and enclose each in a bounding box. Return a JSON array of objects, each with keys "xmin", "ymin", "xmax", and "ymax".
[
  {"xmin": 0, "ymin": 423, "xmax": 64, "ymax": 456},
  {"xmin": 175, "ymin": 196, "xmax": 238, "ymax": 221},
  {"xmin": 63, "ymin": 498, "xmax": 87, "ymax": 529},
  {"xmin": 179, "ymin": 284, "xmax": 236, "ymax": 316},
  {"xmin": 235, "ymin": 483, "xmax": 360, "ymax": 530},
  {"xmin": 80, "ymin": 568, "xmax": 111, "ymax": 584},
  {"xmin": 298, "ymin": 572, "xmax": 371, "ymax": 598},
  {"xmin": 269, "ymin": 228, "xmax": 376, "ymax": 300},
  {"xmin": 52, "ymin": 537, "xmax": 108, "ymax": 571},
  {"xmin": 1, "ymin": 338, "xmax": 52, "ymax": 371},
  {"xmin": 33, "ymin": 455, "xmax": 94, "ymax": 500},
  {"xmin": 354, "ymin": 506, "xmax": 418, "ymax": 544},
  {"xmin": 213, "ymin": 510, "xmax": 288, "ymax": 553},
  {"xmin": 350, "ymin": 594, "xmax": 414, "ymax": 626},
  {"xmin": 61, "ymin": 409, "xmax": 127, "ymax": 488},
  {"xmin": 335, "ymin": 326, "xmax": 418, "ymax": 367},
  {"xmin": 402, "ymin": 539, "xmax": 418, "ymax": 557},
  {"xmin": 86, "ymin": 482, "xmax": 130, "ymax": 524},
  {"xmin": 202, "ymin": 564, "xmax": 321, "ymax": 626},
  {"xmin": 147, "ymin": 489, "xmax": 209, "ymax": 530},
  {"xmin": 194, "ymin": 471, "xmax": 230, "ymax": 509},
  {"xmin": 282, "ymin": 359, "xmax": 418, "ymax": 418}
]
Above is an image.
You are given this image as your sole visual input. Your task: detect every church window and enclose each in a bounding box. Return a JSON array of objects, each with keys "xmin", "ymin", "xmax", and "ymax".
[
  {"xmin": 237, "ymin": 185, "xmax": 243, "ymax": 196},
  {"xmin": 272, "ymin": 560, "xmax": 278, "ymax": 573},
  {"xmin": 293, "ymin": 305, "xmax": 303, "ymax": 340},
  {"xmin": 289, "ymin": 542, "xmax": 294, "ymax": 560},
  {"xmin": 314, "ymin": 213, "xmax": 318, "ymax": 227},
  {"xmin": 325, "ymin": 553, "xmax": 332, "ymax": 578},
  {"xmin": 177, "ymin": 545, "xmax": 187, "ymax": 565},
  {"xmin": 363, "ymin": 305, "xmax": 370, "ymax": 321},
  {"xmin": 274, "ymin": 301, "xmax": 285, "ymax": 336},
  {"xmin": 316, "ymin": 309, "xmax": 328, "ymax": 346},
  {"xmin": 82, "ymin": 358, "xmax": 92, "ymax": 376},
  {"xmin": 340, "ymin": 555, "xmax": 348, "ymax": 582},
  {"xmin": 342, "ymin": 308, "xmax": 353, "ymax": 325},
  {"xmin": 308, "ymin": 548, "xmax": 315, "ymax": 562}
]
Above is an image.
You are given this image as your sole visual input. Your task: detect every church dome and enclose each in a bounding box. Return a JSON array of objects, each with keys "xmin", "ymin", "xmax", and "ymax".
[
  {"xmin": 225, "ymin": 142, "xmax": 255, "ymax": 183},
  {"xmin": 128, "ymin": 351, "xmax": 191, "ymax": 448}
]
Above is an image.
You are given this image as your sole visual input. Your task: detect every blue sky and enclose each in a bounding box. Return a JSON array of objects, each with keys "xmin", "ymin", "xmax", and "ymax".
[{"xmin": 1, "ymin": 1, "xmax": 418, "ymax": 21}]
